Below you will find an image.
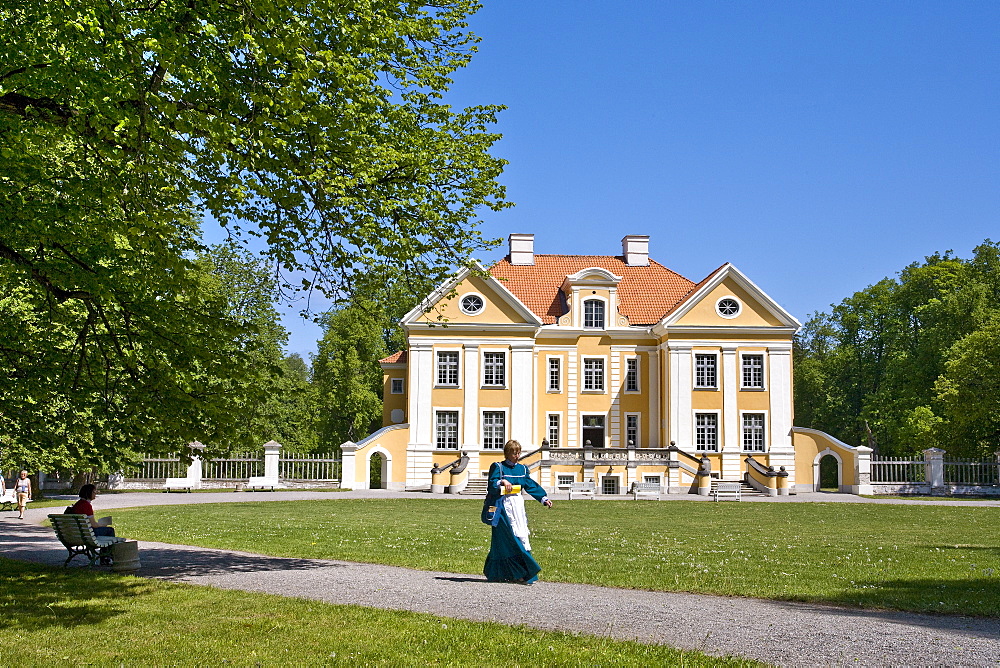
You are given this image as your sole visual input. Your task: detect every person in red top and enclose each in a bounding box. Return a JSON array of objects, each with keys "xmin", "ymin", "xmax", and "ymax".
[{"xmin": 67, "ymin": 484, "xmax": 115, "ymax": 537}]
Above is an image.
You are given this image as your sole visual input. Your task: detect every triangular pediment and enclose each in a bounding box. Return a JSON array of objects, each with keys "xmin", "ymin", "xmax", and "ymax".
[
  {"xmin": 658, "ymin": 264, "xmax": 800, "ymax": 330},
  {"xmin": 402, "ymin": 263, "xmax": 543, "ymax": 328}
]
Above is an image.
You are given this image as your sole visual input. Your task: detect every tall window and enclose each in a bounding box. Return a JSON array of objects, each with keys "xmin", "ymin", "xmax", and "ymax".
[
  {"xmin": 742, "ymin": 413, "xmax": 766, "ymax": 451},
  {"xmin": 584, "ymin": 299, "xmax": 605, "ymax": 329},
  {"xmin": 742, "ymin": 354, "xmax": 765, "ymax": 388},
  {"xmin": 625, "ymin": 358, "xmax": 639, "ymax": 392},
  {"xmin": 547, "ymin": 414, "xmax": 560, "ymax": 447},
  {"xmin": 483, "ymin": 351, "xmax": 506, "ymax": 387},
  {"xmin": 390, "ymin": 378, "xmax": 404, "ymax": 394},
  {"xmin": 435, "ymin": 411, "xmax": 459, "ymax": 449},
  {"xmin": 583, "ymin": 358, "xmax": 605, "ymax": 391},
  {"xmin": 436, "ymin": 351, "xmax": 459, "ymax": 386},
  {"xmin": 482, "ymin": 411, "xmax": 505, "ymax": 449},
  {"xmin": 625, "ymin": 414, "xmax": 639, "ymax": 447},
  {"xmin": 695, "ymin": 413, "xmax": 718, "ymax": 451},
  {"xmin": 548, "ymin": 357, "xmax": 561, "ymax": 392},
  {"xmin": 695, "ymin": 354, "xmax": 717, "ymax": 389}
]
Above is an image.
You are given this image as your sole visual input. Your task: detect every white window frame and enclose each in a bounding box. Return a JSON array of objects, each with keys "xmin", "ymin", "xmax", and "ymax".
[
  {"xmin": 583, "ymin": 298, "xmax": 606, "ymax": 329},
  {"xmin": 624, "ymin": 413, "xmax": 640, "ymax": 447},
  {"xmin": 434, "ymin": 409, "xmax": 461, "ymax": 449},
  {"xmin": 643, "ymin": 475, "xmax": 662, "ymax": 485},
  {"xmin": 740, "ymin": 411, "xmax": 768, "ymax": 452},
  {"xmin": 481, "ymin": 350, "xmax": 507, "ymax": 388},
  {"xmin": 600, "ymin": 475, "xmax": 620, "ymax": 495},
  {"xmin": 694, "ymin": 410, "xmax": 720, "ymax": 452},
  {"xmin": 716, "ymin": 295, "xmax": 742, "ymax": 319},
  {"xmin": 624, "ymin": 356, "xmax": 640, "ymax": 393},
  {"xmin": 546, "ymin": 412, "xmax": 562, "ymax": 447},
  {"xmin": 547, "ymin": 356, "xmax": 561, "ymax": 393},
  {"xmin": 693, "ymin": 352, "xmax": 718, "ymax": 390},
  {"xmin": 481, "ymin": 409, "xmax": 508, "ymax": 450},
  {"xmin": 435, "ymin": 350, "xmax": 461, "ymax": 388},
  {"xmin": 556, "ymin": 474, "xmax": 576, "ymax": 489},
  {"xmin": 390, "ymin": 378, "xmax": 404, "ymax": 394},
  {"xmin": 582, "ymin": 356, "xmax": 606, "ymax": 393},
  {"xmin": 459, "ymin": 292, "xmax": 486, "ymax": 316},
  {"xmin": 741, "ymin": 353, "xmax": 766, "ymax": 390}
]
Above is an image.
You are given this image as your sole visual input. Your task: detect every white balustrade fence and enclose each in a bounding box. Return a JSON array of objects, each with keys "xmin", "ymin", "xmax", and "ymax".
[
  {"xmin": 870, "ymin": 457, "xmax": 926, "ymax": 484},
  {"xmin": 279, "ymin": 452, "xmax": 341, "ymax": 481}
]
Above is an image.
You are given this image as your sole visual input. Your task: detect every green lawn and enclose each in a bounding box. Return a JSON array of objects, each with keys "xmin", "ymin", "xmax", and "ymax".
[
  {"xmin": 0, "ymin": 559, "xmax": 755, "ymax": 667},
  {"xmin": 114, "ymin": 498, "xmax": 1000, "ymax": 617}
]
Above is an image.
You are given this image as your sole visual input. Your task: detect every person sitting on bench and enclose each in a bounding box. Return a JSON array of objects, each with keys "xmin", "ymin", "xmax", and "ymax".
[{"xmin": 67, "ymin": 484, "xmax": 116, "ymax": 537}]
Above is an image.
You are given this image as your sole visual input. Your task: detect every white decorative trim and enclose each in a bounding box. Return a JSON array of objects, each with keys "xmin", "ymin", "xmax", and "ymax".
[
  {"xmin": 716, "ymin": 295, "xmax": 742, "ymax": 319},
  {"xmin": 459, "ymin": 291, "xmax": 486, "ymax": 316}
]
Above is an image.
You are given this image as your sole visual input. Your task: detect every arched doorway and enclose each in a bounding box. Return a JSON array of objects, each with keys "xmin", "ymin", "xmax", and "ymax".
[
  {"xmin": 819, "ymin": 454, "xmax": 840, "ymax": 492},
  {"xmin": 369, "ymin": 452, "xmax": 384, "ymax": 489}
]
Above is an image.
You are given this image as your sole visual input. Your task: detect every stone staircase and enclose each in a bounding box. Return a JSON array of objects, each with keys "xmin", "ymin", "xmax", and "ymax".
[{"xmin": 459, "ymin": 478, "xmax": 489, "ymax": 495}]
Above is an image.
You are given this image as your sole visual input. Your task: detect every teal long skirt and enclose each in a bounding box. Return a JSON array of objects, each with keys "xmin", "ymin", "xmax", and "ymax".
[{"xmin": 483, "ymin": 511, "xmax": 541, "ymax": 583}]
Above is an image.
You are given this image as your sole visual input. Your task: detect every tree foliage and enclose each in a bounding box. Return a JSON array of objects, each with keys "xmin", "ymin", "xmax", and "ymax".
[
  {"xmin": 0, "ymin": 1, "xmax": 507, "ymax": 467},
  {"xmin": 794, "ymin": 240, "xmax": 1000, "ymax": 458}
]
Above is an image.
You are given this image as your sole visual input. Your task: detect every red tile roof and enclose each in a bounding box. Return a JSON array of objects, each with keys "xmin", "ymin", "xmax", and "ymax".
[
  {"xmin": 379, "ymin": 351, "xmax": 407, "ymax": 365},
  {"xmin": 489, "ymin": 255, "xmax": 697, "ymax": 325}
]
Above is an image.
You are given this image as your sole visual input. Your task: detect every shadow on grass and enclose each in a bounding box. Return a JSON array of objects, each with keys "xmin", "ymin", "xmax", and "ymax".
[
  {"xmin": 0, "ymin": 558, "xmax": 157, "ymax": 631},
  {"xmin": 767, "ymin": 578, "xmax": 1000, "ymax": 636},
  {"xmin": 137, "ymin": 543, "xmax": 343, "ymax": 580},
  {"xmin": 0, "ymin": 516, "xmax": 340, "ymax": 581}
]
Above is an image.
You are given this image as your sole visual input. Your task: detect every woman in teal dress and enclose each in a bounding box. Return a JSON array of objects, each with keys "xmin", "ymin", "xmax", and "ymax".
[{"xmin": 483, "ymin": 439, "xmax": 553, "ymax": 584}]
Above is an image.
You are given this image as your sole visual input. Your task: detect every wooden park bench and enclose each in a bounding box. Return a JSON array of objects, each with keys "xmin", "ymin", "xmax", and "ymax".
[
  {"xmin": 568, "ymin": 481, "xmax": 596, "ymax": 500},
  {"xmin": 711, "ymin": 481, "xmax": 742, "ymax": 502},
  {"xmin": 48, "ymin": 514, "xmax": 126, "ymax": 567},
  {"xmin": 246, "ymin": 477, "xmax": 279, "ymax": 491},
  {"xmin": 631, "ymin": 481, "xmax": 662, "ymax": 500}
]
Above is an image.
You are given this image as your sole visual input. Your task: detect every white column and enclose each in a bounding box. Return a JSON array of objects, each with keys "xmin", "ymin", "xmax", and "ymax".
[
  {"xmin": 668, "ymin": 345, "xmax": 692, "ymax": 448},
  {"xmin": 463, "ymin": 344, "xmax": 480, "ymax": 448},
  {"xmin": 341, "ymin": 441, "xmax": 359, "ymax": 489},
  {"xmin": 647, "ymin": 349, "xmax": 660, "ymax": 447},
  {"xmin": 409, "ymin": 341, "xmax": 434, "ymax": 446},
  {"xmin": 511, "ymin": 343, "xmax": 534, "ymax": 443},
  {"xmin": 721, "ymin": 346, "xmax": 740, "ymax": 480},
  {"xmin": 766, "ymin": 347, "xmax": 796, "ymax": 482}
]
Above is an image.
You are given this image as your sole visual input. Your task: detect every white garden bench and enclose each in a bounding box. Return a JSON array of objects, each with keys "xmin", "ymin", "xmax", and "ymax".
[
  {"xmin": 49, "ymin": 514, "xmax": 126, "ymax": 567},
  {"xmin": 164, "ymin": 477, "xmax": 195, "ymax": 492},
  {"xmin": 0, "ymin": 490, "xmax": 29, "ymax": 511},
  {"xmin": 631, "ymin": 481, "xmax": 662, "ymax": 500},
  {"xmin": 247, "ymin": 476, "xmax": 279, "ymax": 491},
  {"xmin": 568, "ymin": 481, "xmax": 596, "ymax": 500},
  {"xmin": 711, "ymin": 481, "xmax": 742, "ymax": 501}
]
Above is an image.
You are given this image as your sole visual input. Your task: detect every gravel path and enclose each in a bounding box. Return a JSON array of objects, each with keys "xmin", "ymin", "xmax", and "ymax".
[{"xmin": 3, "ymin": 490, "xmax": 999, "ymax": 667}]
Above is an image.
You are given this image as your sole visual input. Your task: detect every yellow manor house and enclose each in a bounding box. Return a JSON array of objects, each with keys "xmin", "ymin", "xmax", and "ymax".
[{"xmin": 341, "ymin": 234, "xmax": 872, "ymax": 496}]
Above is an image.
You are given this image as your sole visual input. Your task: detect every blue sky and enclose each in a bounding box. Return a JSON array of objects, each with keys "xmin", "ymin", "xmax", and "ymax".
[{"xmin": 279, "ymin": 1, "xmax": 999, "ymax": 358}]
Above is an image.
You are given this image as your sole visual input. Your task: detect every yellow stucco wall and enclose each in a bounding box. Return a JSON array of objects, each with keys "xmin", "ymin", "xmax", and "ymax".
[
  {"xmin": 674, "ymin": 278, "xmax": 785, "ymax": 327},
  {"xmin": 792, "ymin": 429, "xmax": 859, "ymax": 487},
  {"xmin": 415, "ymin": 275, "xmax": 532, "ymax": 325}
]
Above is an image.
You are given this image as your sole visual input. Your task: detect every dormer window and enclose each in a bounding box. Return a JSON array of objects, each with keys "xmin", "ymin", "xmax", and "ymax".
[{"xmin": 584, "ymin": 299, "xmax": 605, "ymax": 329}]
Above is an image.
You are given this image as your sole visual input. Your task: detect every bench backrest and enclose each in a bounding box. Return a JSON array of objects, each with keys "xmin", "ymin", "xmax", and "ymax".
[
  {"xmin": 715, "ymin": 482, "xmax": 741, "ymax": 492},
  {"xmin": 570, "ymin": 482, "xmax": 595, "ymax": 491},
  {"xmin": 634, "ymin": 482, "xmax": 659, "ymax": 490},
  {"xmin": 49, "ymin": 514, "xmax": 99, "ymax": 548}
]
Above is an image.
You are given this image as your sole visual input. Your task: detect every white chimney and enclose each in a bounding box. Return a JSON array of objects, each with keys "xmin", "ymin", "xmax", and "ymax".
[
  {"xmin": 622, "ymin": 235, "xmax": 649, "ymax": 266},
  {"xmin": 509, "ymin": 233, "xmax": 535, "ymax": 266}
]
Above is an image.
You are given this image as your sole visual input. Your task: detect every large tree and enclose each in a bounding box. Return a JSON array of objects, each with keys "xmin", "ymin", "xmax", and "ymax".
[
  {"xmin": 794, "ymin": 240, "xmax": 1000, "ymax": 458},
  {"xmin": 0, "ymin": 1, "xmax": 507, "ymax": 467}
]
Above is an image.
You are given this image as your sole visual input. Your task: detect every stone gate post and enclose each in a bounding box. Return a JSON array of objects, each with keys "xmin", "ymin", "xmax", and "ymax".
[{"xmin": 923, "ymin": 447, "xmax": 946, "ymax": 496}]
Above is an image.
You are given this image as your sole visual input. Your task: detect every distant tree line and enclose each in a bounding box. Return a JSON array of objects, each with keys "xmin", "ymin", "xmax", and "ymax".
[{"xmin": 794, "ymin": 239, "xmax": 1000, "ymax": 458}]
